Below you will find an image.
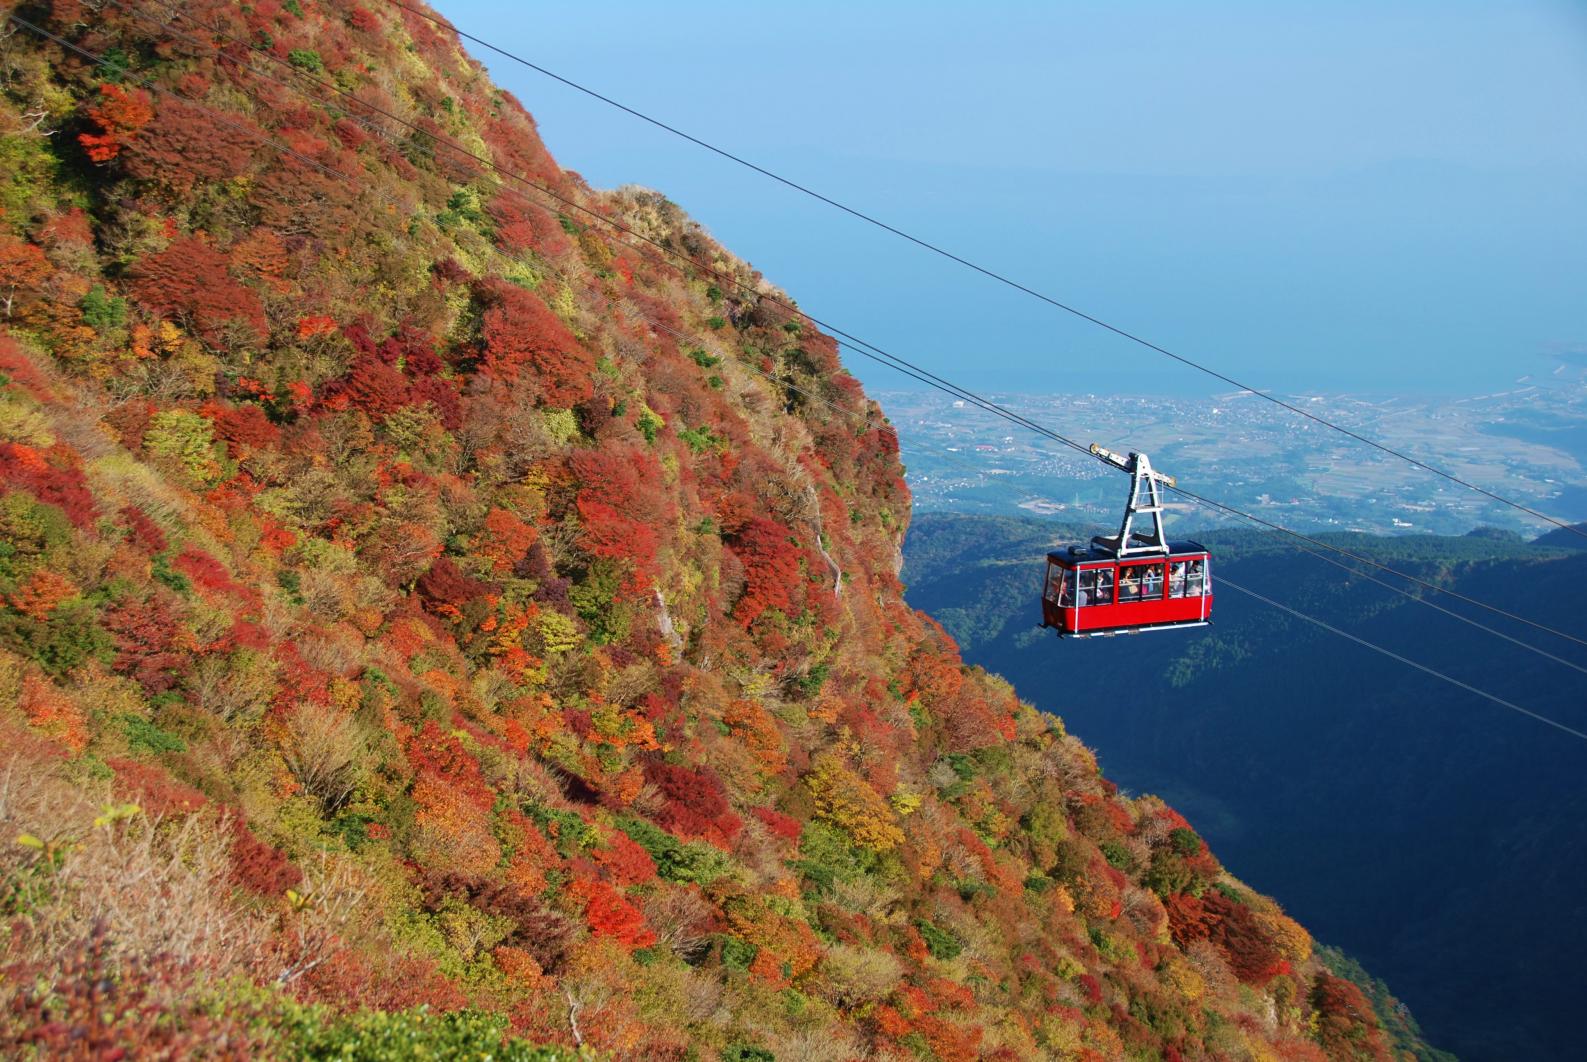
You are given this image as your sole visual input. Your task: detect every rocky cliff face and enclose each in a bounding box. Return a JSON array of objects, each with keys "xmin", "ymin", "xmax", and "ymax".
[{"xmin": 0, "ymin": 2, "xmax": 1416, "ymax": 1057}]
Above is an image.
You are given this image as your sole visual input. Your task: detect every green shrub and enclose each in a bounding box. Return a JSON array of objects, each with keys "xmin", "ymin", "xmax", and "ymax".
[
  {"xmin": 915, "ymin": 919, "xmax": 962, "ymax": 961},
  {"xmin": 721, "ymin": 1045, "xmax": 774, "ymax": 1062},
  {"xmin": 121, "ymin": 714, "xmax": 187, "ymax": 755},
  {"xmin": 152, "ymin": 551, "xmax": 191, "ymax": 593},
  {"xmin": 791, "ymin": 820, "xmax": 874, "ymax": 895},
  {"xmin": 286, "ymin": 1006, "xmax": 568, "ymax": 1060},
  {"xmin": 568, "ymin": 559, "xmax": 629, "ymax": 645},
  {"xmin": 79, "ymin": 286, "xmax": 127, "ymax": 331},
  {"xmin": 1099, "ymin": 840, "xmax": 1135, "ymax": 872},
  {"xmin": 143, "ymin": 411, "xmax": 221, "ymax": 487},
  {"xmin": 720, "ymin": 936, "xmax": 758, "ymax": 972},
  {"xmin": 0, "ymin": 599, "xmax": 110, "ymax": 678},
  {"xmin": 287, "ymin": 49, "xmax": 324, "ymax": 73},
  {"xmin": 619, "ymin": 817, "xmax": 732, "ymax": 885},
  {"xmin": 677, "ymin": 425, "xmax": 722, "ymax": 454}
]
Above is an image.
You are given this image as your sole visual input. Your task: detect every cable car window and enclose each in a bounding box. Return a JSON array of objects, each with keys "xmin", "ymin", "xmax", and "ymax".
[
  {"xmin": 1119, "ymin": 564, "xmax": 1163, "ymax": 601},
  {"xmin": 1141, "ymin": 563, "xmax": 1164, "ymax": 599},
  {"xmin": 1078, "ymin": 568, "xmax": 1113, "ymax": 606},
  {"xmin": 1170, "ymin": 559, "xmax": 1207, "ymax": 597},
  {"xmin": 1045, "ymin": 566, "xmax": 1072, "ymax": 606}
]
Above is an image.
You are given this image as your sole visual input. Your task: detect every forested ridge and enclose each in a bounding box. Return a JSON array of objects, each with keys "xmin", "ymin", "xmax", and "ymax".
[{"xmin": 0, "ymin": 2, "xmax": 1421, "ymax": 1057}]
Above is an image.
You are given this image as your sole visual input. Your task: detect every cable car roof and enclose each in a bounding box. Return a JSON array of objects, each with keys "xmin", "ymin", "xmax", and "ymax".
[{"xmin": 1046, "ymin": 541, "xmax": 1209, "ymax": 564}]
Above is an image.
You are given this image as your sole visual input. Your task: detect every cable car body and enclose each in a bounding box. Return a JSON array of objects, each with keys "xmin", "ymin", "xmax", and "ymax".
[{"xmin": 1041, "ymin": 445, "xmax": 1213, "ymax": 638}]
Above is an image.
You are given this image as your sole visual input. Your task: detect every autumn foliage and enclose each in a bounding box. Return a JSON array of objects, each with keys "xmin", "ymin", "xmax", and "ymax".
[
  {"xmin": 78, "ymin": 83, "xmax": 153, "ymax": 162},
  {"xmin": 477, "ymin": 280, "xmax": 593, "ymax": 407},
  {"xmin": 128, "ymin": 237, "xmax": 268, "ymax": 347}
]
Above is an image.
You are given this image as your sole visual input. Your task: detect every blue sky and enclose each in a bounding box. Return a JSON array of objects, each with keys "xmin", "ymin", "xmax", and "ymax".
[{"xmin": 441, "ymin": 1, "xmax": 1587, "ymax": 397}]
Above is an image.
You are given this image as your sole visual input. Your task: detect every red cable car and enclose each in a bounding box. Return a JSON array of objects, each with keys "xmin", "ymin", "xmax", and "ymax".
[{"xmin": 1041, "ymin": 445, "xmax": 1213, "ymax": 638}]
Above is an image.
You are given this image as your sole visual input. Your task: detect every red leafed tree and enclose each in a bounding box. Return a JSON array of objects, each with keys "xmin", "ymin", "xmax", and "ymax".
[
  {"xmin": 1310, "ymin": 974, "xmax": 1391, "ymax": 1060},
  {"xmin": 1168, "ymin": 890, "xmax": 1286, "ymax": 985},
  {"xmin": 727, "ymin": 517, "xmax": 802, "ymax": 627},
  {"xmin": 487, "ymin": 195, "xmax": 573, "ymax": 258},
  {"xmin": 78, "ymin": 83, "xmax": 154, "ymax": 162},
  {"xmin": 173, "ymin": 545, "xmax": 241, "ymax": 597},
  {"xmin": 107, "ymin": 758, "xmax": 208, "ymax": 817},
  {"xmin": 416, "ymin": 557, "xmax": 492, "ymax": 619},
  {"xmin": 320, "ymin": 354, "xmax": 410, "ymax": 418},
  {"xmin": 752, "ymin": 806, "xmax": 801, "ymax": 842},
  {"xmin": 227, "ymin": 817, "xmax": 303, "ymax": 896},
  {"xmin": 0, "ymin": 443, "xmax": 98, "ymax": 528},
  {"xmin": 478, "ymin": 508, "xmax": 538, "ymax": 574},
  {"xmin": 1202, "ymin": 891, "xmax": 1287, "ymax": 984},
  {"xmin": 476, "ymin": 280, "xmax": 593, "ymax": 407},
  {"xmin": 128, "ymin": 238, "xmax": 268, "ymax": 348},
  {"xmin": 407, "ymin": 374, "xmax": 462, "ymax": 430},
  {"xmin": 404, "ymin": 719, "xmax": 495, "ymax": 811},
  {"xmin": 570, "ymin": 446, "xmax": 672, "ymax": 593},
  {"xmin": 104, "ymin": 596, "xmax": 187, "ymax": 694},
  {"xmin": 122, "ymin": 95, "xmax": 261, "ymax": 191},
  {"xmin": 208, "ymin": 402, "xmax": 280, "ymax": 456},
  {"xmin": 119, "ymin": 505, "xmax": 167, "ymax": 555},
  {"xmin": 297, "ymin": 315, "xmax": 338, "ymax": 339},
  {"xmin": 593, "ymin": 832, "xmax": 657, "ymax": 886},
  {"xmin": 573, "ymin": 879, "xmax": 656, "ymax": 950},
  {"xmin": 642, "ymin": 760, "xmax": 742, "ymax": 847},
  {"xmin": 39, "ymin": 208, "xmax": 93, "ymax": 248}
]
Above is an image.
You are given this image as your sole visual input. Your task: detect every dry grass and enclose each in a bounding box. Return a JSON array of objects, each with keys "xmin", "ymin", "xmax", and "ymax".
[
  {"xmin": 0, "ymin": 753, "xmax": 269, "ymax": 982},
  {"xmin": 279, "ymin": 703, "xmax": 366, "ymax": 814}
]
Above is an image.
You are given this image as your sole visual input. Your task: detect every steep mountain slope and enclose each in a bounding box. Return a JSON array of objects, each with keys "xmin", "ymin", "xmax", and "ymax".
[
  {"xmin": 0, "ymin": 2, "xmax": 1421, "ymax": 1057},
  {"xmin": 906, "ymin": 511, "xmax": 1587, "ymax": 1061}
]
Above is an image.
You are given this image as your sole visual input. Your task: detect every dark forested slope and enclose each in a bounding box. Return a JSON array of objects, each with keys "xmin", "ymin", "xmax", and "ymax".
[
  {"xmin": 0, "ymin": 2, "xmax": 1426, "ymax": 1057},
  {"xmin": 906, "ymin": 511, "xmax": 1587, "ymax": 1062}
]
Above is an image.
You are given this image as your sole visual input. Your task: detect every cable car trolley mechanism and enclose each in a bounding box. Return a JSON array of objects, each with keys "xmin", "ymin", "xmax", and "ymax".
[{"xmin": 1041, "ymin": 445, "xmax": 1212, "ymax": 638}]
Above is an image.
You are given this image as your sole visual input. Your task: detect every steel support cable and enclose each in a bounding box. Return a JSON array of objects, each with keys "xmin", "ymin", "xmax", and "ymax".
[
  {"xmin": 45, "ymin": 8, "xmax": 1587, "ymax": 654},
  {"xmin": 17, "ymin": 13, "xmax": 1586, "ymax": 745},
  {"xmin": 379, "ymin": 0, "xmax": 1587, "ymax": 544},
  {"xmin": 1216, "ymin": 578, "xmax": 1587, "ymax": 743}
]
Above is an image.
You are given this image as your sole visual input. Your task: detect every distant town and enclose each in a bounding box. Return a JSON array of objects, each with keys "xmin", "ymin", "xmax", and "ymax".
[{"xmin": 879, "ymin": 358, "xmax": 1587, "ymax": 538}]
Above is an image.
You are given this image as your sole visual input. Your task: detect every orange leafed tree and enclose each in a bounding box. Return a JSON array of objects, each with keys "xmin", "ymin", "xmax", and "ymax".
[
  {"xmin": 0, "ymin": 236, "xmax": 50, "ymax": 322},
  {"xmin": 78, "ymin": 83, "xmax": 153, "ymax": 162}
]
